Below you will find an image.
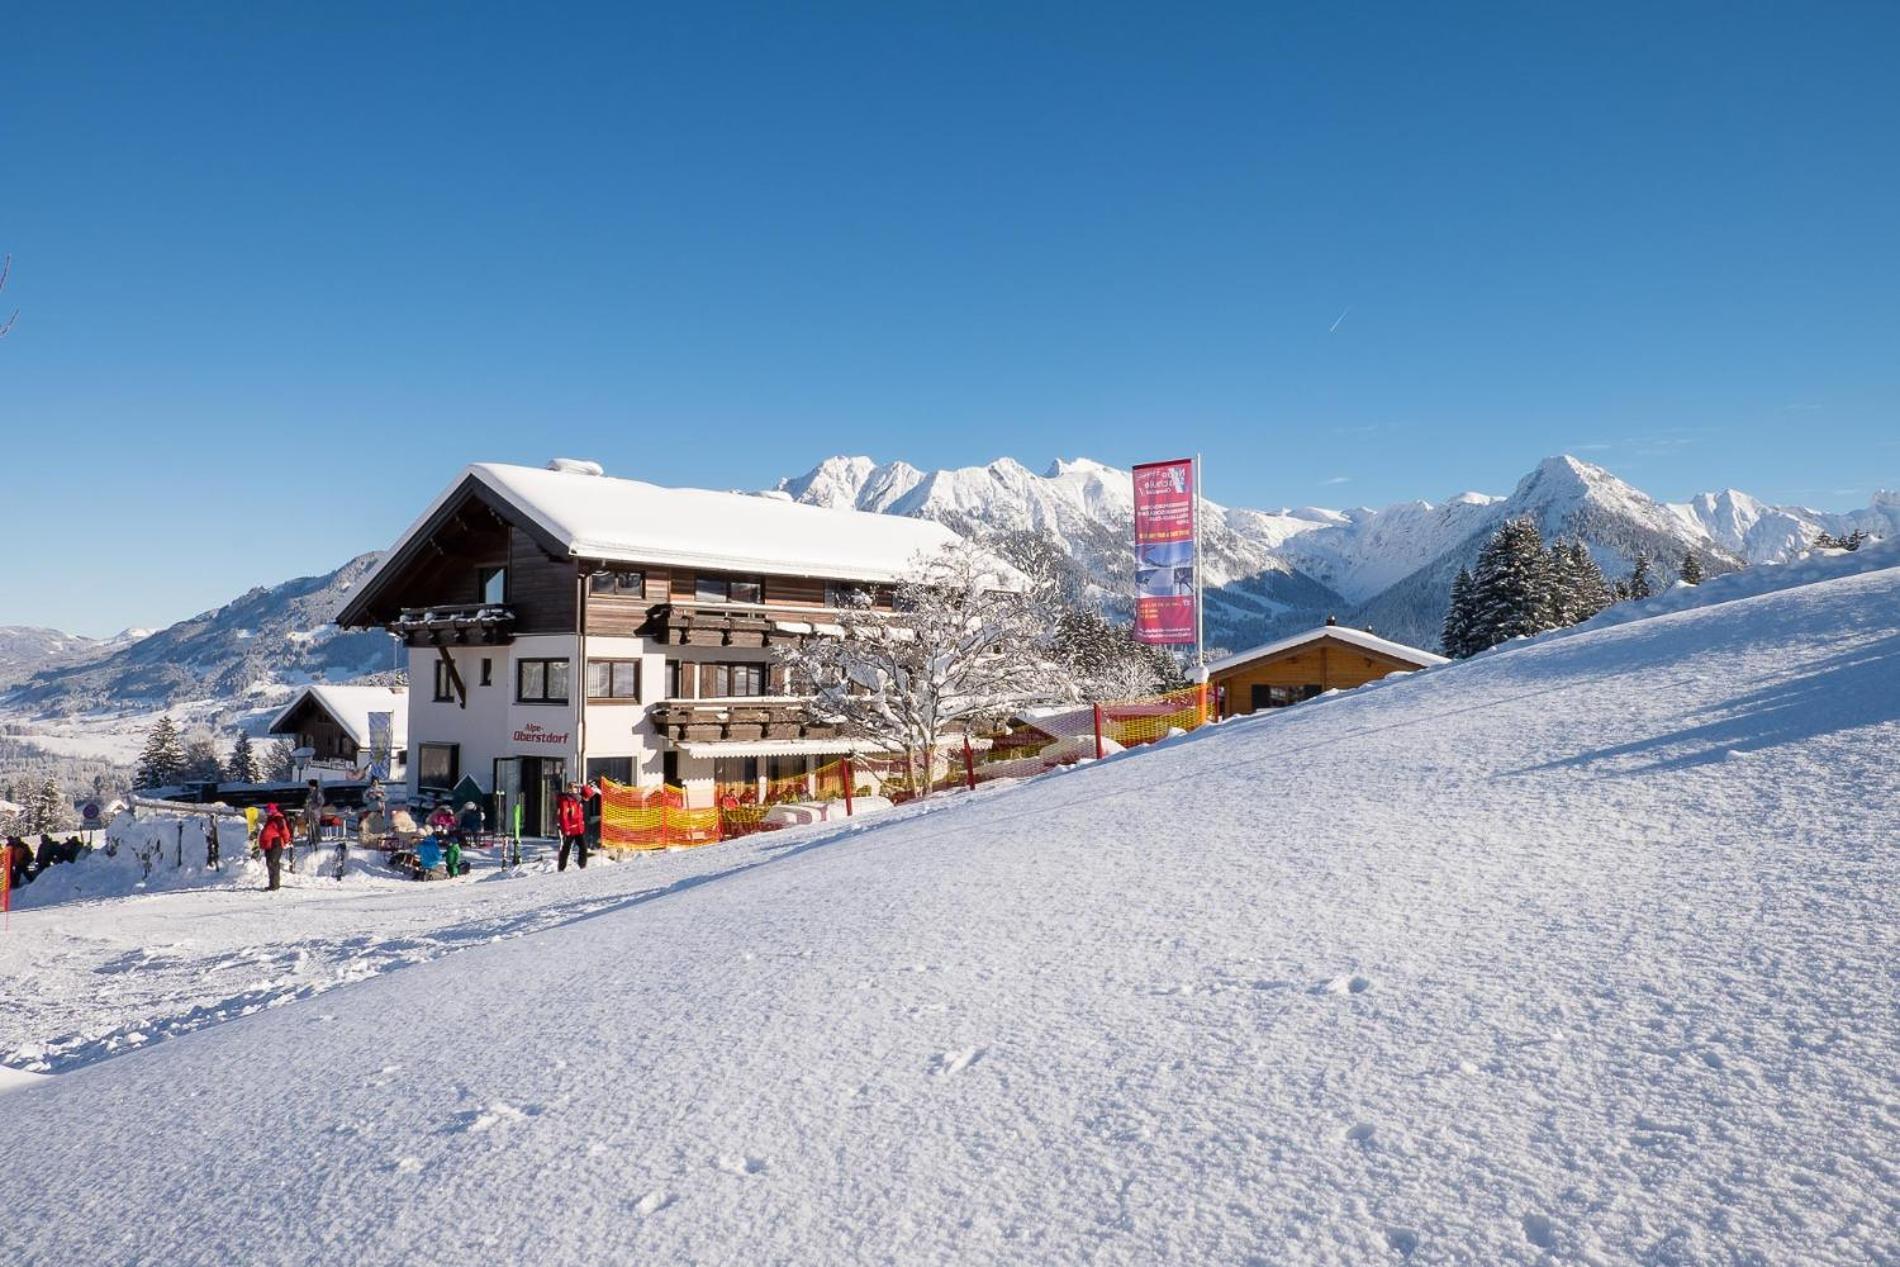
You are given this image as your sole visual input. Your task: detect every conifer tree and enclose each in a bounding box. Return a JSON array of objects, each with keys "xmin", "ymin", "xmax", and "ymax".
[
  {"xmin": 1441, "ymin": 566, "xmax": 1477, "ymax": 658},
  {"xmin": 1679, "ymin": 550, "xmax": 1703, "ymax": 585},
  {"xmin": 1625, "ymin": 551, "xmax": 1653, "ymax": 602},
  {"xmin": 1467, "ymin": 516, "xmax": 1558, "ymax": 652},
  {"xmin": 263, "ymin": 739, "xmax": 297, "ymax": 782},
  {"xmin": 181, "ymin": 735, "xmax": 225, "ymax": 782},
  {"xmin": 27, "ymin": 777, "xmax": 74, "ymax": 834},
  {"xmin": 135, "ymin": 716, "xmax": 187, "ymax": 789},
  {"xmin": 227, "ymin": 731, "xmax": 263, "ymax": 783},
  {"xmin": 1553, "ymin": 538, "xmax": 1611, "ymax": 625}
]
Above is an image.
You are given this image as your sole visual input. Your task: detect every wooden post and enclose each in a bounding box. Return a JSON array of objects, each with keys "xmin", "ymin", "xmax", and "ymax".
[
  {"xmin": 962, "ymin": 736, "xmax": 977, "ymax": 792},
  {"xmin": 1092, "ymin": 703, "xmax": 1105, "ymax": 761},
  {"xmin": 841, "ymin": 759, "xmax": 854, "ymax": 817}
]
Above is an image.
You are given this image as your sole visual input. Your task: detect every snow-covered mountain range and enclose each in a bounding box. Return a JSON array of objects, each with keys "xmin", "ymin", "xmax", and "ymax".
[
  {"xmin": 777, "ymin": 453, "xmax": 1898, "ymax": 651},
  {"xmin": 3, "ymin": 555, "xmax": 396, "ymax": 719},
  {"xmin": 0, "ymin": 626, "xmax": 150, "ymax": 687},
  {"xmin": 0, "ymin": 455, "xmax": 1891, "ymax": 729}
]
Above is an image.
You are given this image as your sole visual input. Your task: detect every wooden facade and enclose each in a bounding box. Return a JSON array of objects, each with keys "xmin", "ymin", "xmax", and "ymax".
[
  {"xmin": 273, "ymin": 697, "xmax": 362, "ymax": 763},
  {"xmin": 1209, "ymin": 632, "xmax": 1435, "ymax": 719}
]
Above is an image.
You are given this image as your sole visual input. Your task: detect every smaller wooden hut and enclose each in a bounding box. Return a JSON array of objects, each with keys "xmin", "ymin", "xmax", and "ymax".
[{"xmin": 1206, "ymin": 621, "xmax": 1445, "ymax": 719}]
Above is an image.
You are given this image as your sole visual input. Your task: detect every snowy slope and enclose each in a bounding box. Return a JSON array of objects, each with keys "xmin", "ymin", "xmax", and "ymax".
[{"xmin": 4, "ymin": 548, "xmax": 1895, "ymax": 1264}]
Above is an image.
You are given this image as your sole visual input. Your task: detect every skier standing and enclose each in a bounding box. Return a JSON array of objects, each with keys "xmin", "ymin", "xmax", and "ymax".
[
  {"xmin": 556, "ymin": 784, "xmax": 588, "ymax": 872},
  {"xmin": 257, "ymin": 804, "xmax": 293, "ymax": 891}
]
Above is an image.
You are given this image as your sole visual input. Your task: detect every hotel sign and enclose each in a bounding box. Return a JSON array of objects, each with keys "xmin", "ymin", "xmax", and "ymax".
[{"xmin": 512, "ymin": 722, "xmax": 571, "ymax": 747}]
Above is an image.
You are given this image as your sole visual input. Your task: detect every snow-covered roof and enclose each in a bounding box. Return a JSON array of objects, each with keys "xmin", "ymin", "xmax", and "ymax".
[
  {"xmin": 1206, "ymin": 625, "xmax": 1447, "ymax": 676},
  {"xmin": 370, "ymin": 463, "xmax": 965, "ymax": 590},
  {"xmin": 268, "ymin": 685, "xmax": 409, "ymax": 751}
]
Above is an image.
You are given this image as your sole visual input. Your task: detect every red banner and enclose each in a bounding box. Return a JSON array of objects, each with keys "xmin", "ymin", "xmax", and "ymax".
[{"xmin": 1132, "ymin": 458, "xmax": 1197, "ymax": 644}]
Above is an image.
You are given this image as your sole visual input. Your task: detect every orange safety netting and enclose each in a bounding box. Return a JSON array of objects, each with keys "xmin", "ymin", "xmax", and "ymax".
[
  {"xmin": 598, "ymin": 685, "xmax": 1212, "ymax": 842},
  {"xmin": 598, "ymin": 779, "xmax": 720, "ymax": 852}
]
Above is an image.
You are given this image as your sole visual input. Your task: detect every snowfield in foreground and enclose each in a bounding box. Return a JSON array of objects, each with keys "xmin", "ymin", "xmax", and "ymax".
[{"xmin": 5, "ymin": 558, "xmax": 1898, "ymax": 1265}]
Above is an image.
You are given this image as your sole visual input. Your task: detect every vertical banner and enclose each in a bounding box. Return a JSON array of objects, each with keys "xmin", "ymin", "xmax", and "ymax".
[
  {"xmin": 367, "ymin": 712, "xmax": 393, "ymax": 781},
  {"xmin": 1132, "ymin": 458, "xmax": 1198, "ymax": 644}
]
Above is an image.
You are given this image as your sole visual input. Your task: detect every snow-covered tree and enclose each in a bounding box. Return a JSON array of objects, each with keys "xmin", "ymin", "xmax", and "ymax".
[
  {"xmin": 262, "ymin": 739, "xmax": 297, "ymax": 782},
  {"xmin": 1616, "ymin": 550, "xmax": 1654, "ymax": 603},
  {"xmin": 1548, "ymin": 537, "xmax": 1611, "ymax": 627},
  {"xmin": 777, "ymin": 539, "xmax": 1069, "ymax": 793},
  {"xmin": 1814, "ymin": 529, "xmax": 1867, "ymax": 551},
  {"xmin": 227, "ymin": 731, "xmax": 262, "ymax": 783},
  {"xmin": 180, "ymin": 734, "xmax": 225, "ymax": 782},
  {"xmin": 1467, "ymin": 516, "xmax": 1558, "ymax": 653},
  {"xmin": 135, "ymin": 716, "xmax": 187, "ymax": 789},
  {"xmin": 1441, "ymin": 566, "xmax": 1477, "ymax": 658},
  {"xmin": 986, "ymin": 527, "xmax": 1178, "ymax": 700},
  {"xmin": 1679, "ymin": 550, "xmax": 1704, "ymax": 585},
  {"xmin": 24, "ymin": 777, "xmax": 74, "ymax": 834}
]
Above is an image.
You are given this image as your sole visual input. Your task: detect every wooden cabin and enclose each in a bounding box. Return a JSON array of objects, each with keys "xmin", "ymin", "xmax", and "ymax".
[
  {"xmin": 267, "ymin": 684, "xmax": 409, "ymax": 776},
  {"xmin": 1206, "ymin": 622, "xmax": 1445, "ymax": 719}
]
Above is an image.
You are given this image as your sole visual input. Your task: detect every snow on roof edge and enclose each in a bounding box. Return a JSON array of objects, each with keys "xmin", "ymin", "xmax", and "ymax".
[{"xmin": 1206, "ymin": 625, "xmax": 1448, "ymax": 676}]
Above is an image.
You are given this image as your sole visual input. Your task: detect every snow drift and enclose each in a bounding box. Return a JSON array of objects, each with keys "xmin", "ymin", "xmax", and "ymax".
[{"xmin": 3, "ymin": 552, "xmax": 1896, "ymax": 1264}]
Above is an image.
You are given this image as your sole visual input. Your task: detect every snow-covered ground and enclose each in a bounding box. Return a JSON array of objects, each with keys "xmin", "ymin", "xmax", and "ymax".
[{"xmin": 3, "ymin": 551, "xmax": 1896, "ymax": 1264}]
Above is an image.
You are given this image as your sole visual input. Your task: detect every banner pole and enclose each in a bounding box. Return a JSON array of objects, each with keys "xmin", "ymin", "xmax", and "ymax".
[
  {"xmin": 1194, "ymin": 452, "xmax": 1206, "ymax": 673},
  {"xmin": 842, "ymin": 759, "xmax": 854, "ymax": 817}
]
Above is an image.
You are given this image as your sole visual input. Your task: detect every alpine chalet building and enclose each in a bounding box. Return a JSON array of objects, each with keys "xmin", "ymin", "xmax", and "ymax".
[{"xmin": 336, "ymin": 460, "xmax": 959, "ymax": 833}]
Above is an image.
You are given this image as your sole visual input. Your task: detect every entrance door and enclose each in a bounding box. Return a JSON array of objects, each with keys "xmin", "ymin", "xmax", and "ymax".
[{"xmin": 494, "ymin": 756, "xmax": 566, "ymax": 837}]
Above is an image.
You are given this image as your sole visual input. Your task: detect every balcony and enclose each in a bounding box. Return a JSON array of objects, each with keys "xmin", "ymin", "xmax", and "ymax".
[
  {"xmin": 649, "ymin": 698, "xmax": 840, "ymax": 743},
  {"xmin": 639, "ymin": 603, "xmax": 844, "ymax": 649},
  {"xmin": 389, "ymin": 603, "xmax": 516, "ymax": 645}
]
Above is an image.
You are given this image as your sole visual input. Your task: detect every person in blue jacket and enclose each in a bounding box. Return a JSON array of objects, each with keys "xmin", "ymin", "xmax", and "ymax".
[{"xmin": 414, "ymin": 833, "xmax": 443, "ymax": 880}]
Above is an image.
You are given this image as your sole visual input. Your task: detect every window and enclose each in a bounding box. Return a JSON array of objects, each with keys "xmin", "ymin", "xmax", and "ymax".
[
  {"xmin": 480, "ymin": 658, "xmax": 493, "ymax": 687},
  {"xmin": 664, "ymin": 660, "xmax": 683, "ymax": 699},
  {"xmin": 417, "ymin": 743, "xmax": 459, "ymax": 790},
  {"xmin": 695, "ymin": 573, "xmax": 764, "ymax": 604},
  {"xmin": 585, "ymin": 756, "xmax": 634, "ymax": 786},
  {"xmin": 433, "ymin": 660, "xmax": 457, "ymax": 702},
  {"xmin": 710, "ymin": 662, "xmax": 767, "ymax": 697},
  {"xmin": 825, "ymin": 580, "xmax": 870, "ymax": 609},
  {"xmin": 517, "ymin": 658, "xmax": 571, "ymax": 704},
  {"xmin": 714, "ymin": 757, "xmax": 760, "ymax": 799},
  {"xmin": 590, "ymin": 568, "xmax": 646, "ymax": 596},
  {"xmin": 586, "ymin": 658, "xmax": 640, "ymax": 700},
  {"xmin": 478, "ymin": 566, "xmax": 507, "ymax": 606}
]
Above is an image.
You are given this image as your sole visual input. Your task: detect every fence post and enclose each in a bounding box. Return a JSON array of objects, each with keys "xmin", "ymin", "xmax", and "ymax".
[
  {"xmin": 842, "ymin": 758, "xmax": 854, "ymax": 817},
  {"xmin": 1198, "ymin": 682, "xmax": 1210, "ymax": 727},
  {"xmin": 962, "ymin": 736, "xmax": 977, "ymax": 791},
  {"xmin": 1092, "ymin": 703, "xmax": 1105, "ymax": 761}
]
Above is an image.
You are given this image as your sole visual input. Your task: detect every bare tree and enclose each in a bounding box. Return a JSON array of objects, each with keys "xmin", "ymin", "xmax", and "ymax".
[{"xmin": 0, "ymin": 255, "xmax": 16, "ymax": 338}]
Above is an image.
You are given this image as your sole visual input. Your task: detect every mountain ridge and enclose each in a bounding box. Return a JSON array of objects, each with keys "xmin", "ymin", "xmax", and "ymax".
[{"xmin": 2, "ymin": 455, "xmax": 1891, "ymax": 724}]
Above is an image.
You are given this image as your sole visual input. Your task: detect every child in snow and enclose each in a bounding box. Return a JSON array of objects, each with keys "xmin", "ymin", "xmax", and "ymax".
[
  {"xmin": 443, "ymin": 833, "xmax": 463, "ymax": 878},
  {"xmin": 414, "ymin": 834, "xmax": 443, "ymax": 880}
]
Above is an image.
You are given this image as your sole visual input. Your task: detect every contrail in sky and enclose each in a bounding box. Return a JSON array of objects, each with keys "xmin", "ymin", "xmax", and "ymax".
[{"xmin": 1329, "ymin": 306, "xmax": 1351, "ymax": 334}]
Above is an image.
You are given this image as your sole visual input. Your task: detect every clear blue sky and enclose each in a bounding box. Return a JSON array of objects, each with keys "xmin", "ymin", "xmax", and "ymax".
[{"xmin": 5, "ymin": 2, "xmax": 1896, "ymax": 635}]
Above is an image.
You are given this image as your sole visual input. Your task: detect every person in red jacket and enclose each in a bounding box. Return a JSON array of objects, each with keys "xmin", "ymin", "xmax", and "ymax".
[
  {"xmin": 257, "ymin": 804, "xmax": 293, "ymax": 891},
  {"xmin": 556, "ymin": 785, "xmax": 588, "ymax": 872}
]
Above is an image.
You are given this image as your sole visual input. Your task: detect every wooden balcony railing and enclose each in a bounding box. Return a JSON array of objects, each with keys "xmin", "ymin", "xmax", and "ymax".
[{"xmin": 389, "ymin": 603, "xmax": 517, "ymax": 645}]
